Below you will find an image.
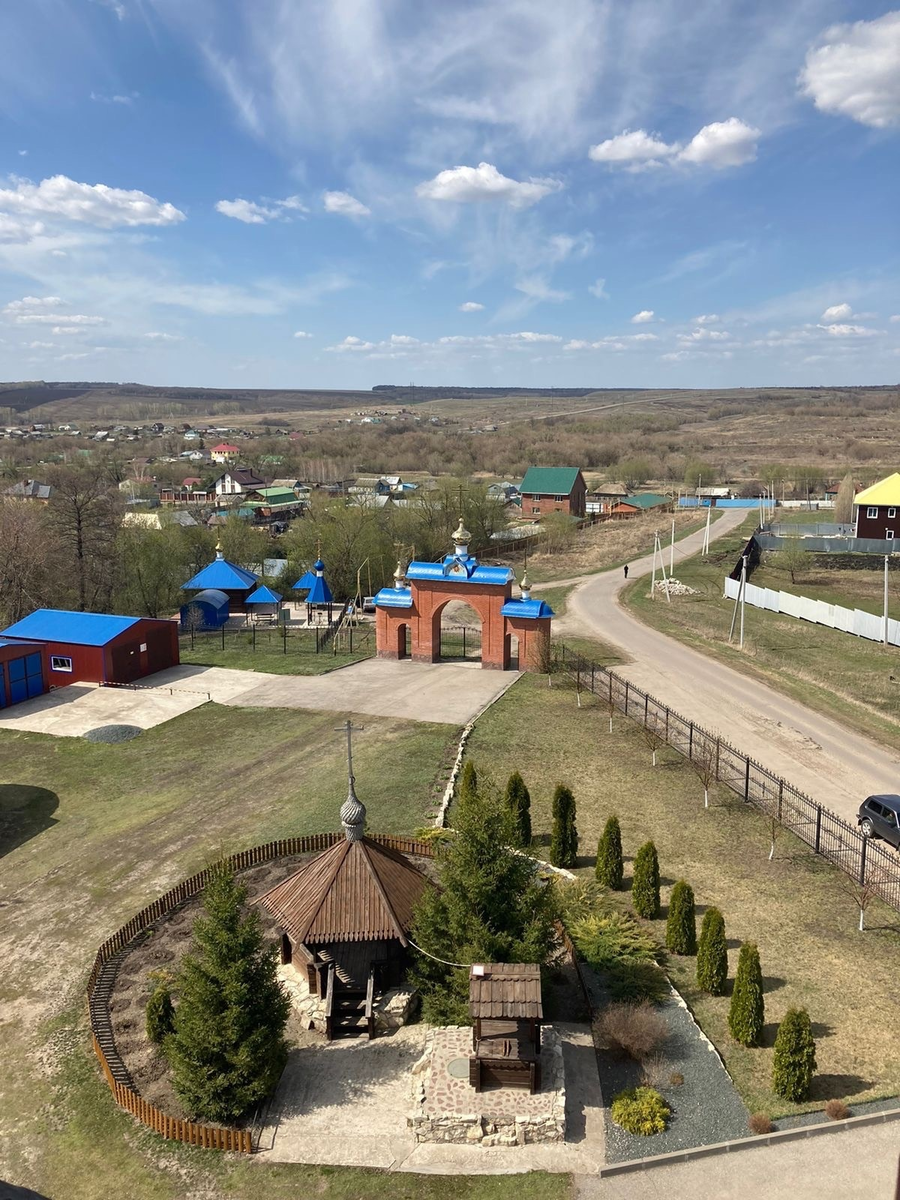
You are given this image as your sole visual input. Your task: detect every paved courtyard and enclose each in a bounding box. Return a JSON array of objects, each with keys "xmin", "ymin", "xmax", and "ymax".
[{"xmin": 0, "ymin": 658, "xmax": 519, "ymax": 737}]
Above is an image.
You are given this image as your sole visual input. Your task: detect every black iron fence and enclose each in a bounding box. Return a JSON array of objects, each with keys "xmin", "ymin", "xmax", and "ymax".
[
  {"xmin": 553, "ymin": 642, "xmax": 900, "ymax": 913},
  {"xmin": 440, "ymin": 624, "xmax": 482, "ymax": 660},
  {"xmin": 179, "ymin": 618, "xmax": 368, "ymax": 659}
]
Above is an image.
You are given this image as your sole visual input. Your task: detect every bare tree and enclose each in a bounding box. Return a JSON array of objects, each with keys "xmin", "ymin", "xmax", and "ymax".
[
  {"xmin": 640, "ymin": 717, "xmax": 666, "ymax": 767},
  {"xmin": 0, "ymin": 499, "xmax": 58, "ymax": 623},
  {"xmin": 689, "ymin": 735, "xmax": 718, "ymax": 808},
  {"xmin": 833, "ymin": 472, "xmax": 856, "ymax": 525},
  {"xmin": 841, "ymin": 864, "xmax": 888, "ymax": 931},
  {"xmin": 768, "ymin": 816, "xmax": 780, "ymax": 862},
  {"xmin": 46, "ymin": 465, "xmax": 123, "ymax": 611}
]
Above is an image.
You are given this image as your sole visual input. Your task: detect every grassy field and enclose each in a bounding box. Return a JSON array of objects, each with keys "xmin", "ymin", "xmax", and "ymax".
[
  {"xmin": 179, "ymin": 628, "xmax": 374, "ymax": 675},
  {"xmin": 467, "ymin": 674, "xmax": 900, "ymax": 1117},
  {"xmin": 0, "ymin": 703, "xmax": 569, "ymax": 1200},
  {"xmin": 621, "ymin": 518, "xmax": 900, "ymax": 750}
]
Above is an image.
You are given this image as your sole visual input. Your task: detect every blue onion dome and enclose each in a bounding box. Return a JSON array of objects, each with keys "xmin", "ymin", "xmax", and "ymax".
[{"xmin": 314, "ymin": 558, "xmax": 325, "ymax": 571}]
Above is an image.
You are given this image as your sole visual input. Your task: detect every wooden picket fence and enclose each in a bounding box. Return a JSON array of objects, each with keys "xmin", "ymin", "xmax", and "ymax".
[{"xmin": 88, "ymin": 832, "xmax": 434, "ymax": 1154}]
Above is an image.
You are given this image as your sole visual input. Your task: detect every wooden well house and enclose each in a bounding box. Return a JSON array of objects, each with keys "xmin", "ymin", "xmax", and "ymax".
[
  {"xmin": 260, "ymin": 758, "xmax": 430, "ymax": 1040},
  {"xmin": 468, "ymin": 963, "xmax": 543, "ymax": 1093}
]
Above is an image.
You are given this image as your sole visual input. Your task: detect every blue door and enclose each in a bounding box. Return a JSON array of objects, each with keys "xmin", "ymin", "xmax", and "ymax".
[
  {"xmin": 7, "ymin": 655, "xmax": 27, "ymax": 704},
  {"xmin": 25, "ymin": 653, "xmax": 44, "ymax": 698}
]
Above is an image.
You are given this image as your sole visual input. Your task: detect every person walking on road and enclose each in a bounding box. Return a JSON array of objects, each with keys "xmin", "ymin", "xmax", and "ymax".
[{"xmin": 623, "ymin": 564, "xmax": 629, "ymax": 580}]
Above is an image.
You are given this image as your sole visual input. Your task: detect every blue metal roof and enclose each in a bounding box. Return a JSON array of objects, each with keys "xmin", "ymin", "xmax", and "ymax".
[
  {"xmin": 1, "ymin": 609, "xmax": 141, "ymax": 646},
  {"xmin": 293, "ymin": 569, "xmax": 317, "ymax": 590},
  {"xmin": 305, "ymin": 575, "xmax": 333, "ymax": 604},
  {"xmin": 183, "ymin": 558, "xmax": 258, "ymax": 591},
  {"xmin": 406, "ymin": 554, "xmax": 514, "ymax": 586},
  {"xmin": 0, "ymin": 638, "xmax": 42, "ymax": 650},
  {"xmin": 374, "ymin": 586, "xmax": 413, "ymax": 609},
  {"xmin": 500, "ymin": 598, "xmax": 555, "ymax": 619},
  {"xmin": 188, "ymin": 588, "xmax": 229, "ymax": 609},
  {"xmin": 246, "ymin": 585, "xmax": 282, "ymax": 604}
]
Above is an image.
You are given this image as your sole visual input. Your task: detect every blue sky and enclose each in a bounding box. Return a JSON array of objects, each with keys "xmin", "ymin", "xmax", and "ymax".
[{"xmin": 0, "ymin": 0, "xmax": 898, "ymax": 390}]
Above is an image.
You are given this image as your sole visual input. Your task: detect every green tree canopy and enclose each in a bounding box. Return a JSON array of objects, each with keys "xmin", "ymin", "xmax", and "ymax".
[
  {"xmin": 504, "ymin": 770, "xmax": 532, "ymax": 849},
  {"xmin": 550, "ymin": 784, "xmax": 578, "ymax": 869}
]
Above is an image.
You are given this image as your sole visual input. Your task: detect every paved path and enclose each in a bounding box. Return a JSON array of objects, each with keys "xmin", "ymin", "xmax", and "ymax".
[
  {"xmin": 577, "ymin": 1120, "xmax": 900, "ymax": 1200},
  {"xmin": 548, "ymin": 509, "xmax": 900, "ymax": 826}
]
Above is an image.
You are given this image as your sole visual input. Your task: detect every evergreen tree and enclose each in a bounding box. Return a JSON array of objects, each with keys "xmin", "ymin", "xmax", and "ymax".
[
  {"xmin": 665, "ymin": 880, "xmax": 697, "ymax": 955},
  {"xmin": 631, "ymin": 841, "xmax": 661, "ymax": 919},
  {"xmin": 696, "ymin": 907, "xmax": 728, "ymax": 995},
  {"xmin": 167, "ymin": 866, "xmax": 290, "ymax": 1122},
  {"xmin": 458, "ymin": 760, "xmax": 478, "ymax": 813},
  {"xmin": 728, "ymin": 942, "xmax": 765, "ymax": 1046},
  {"xmin": 772, "ymin": 1008, "xmax": 817, "ymax": 1101},
  {"xmin": 549, "ymin": 784, "xmax": 578, "ymax": 868},
  {"xmin": 595, "ymin": 815, "xmax": 624, "ymax": 889},
  {"xmin": 146, "ymin": 982, "xmax": 175, "ymax": 1045},
  {"xmin": 504, "ymin": 771, "xmax": 532, "ymax": 848},
  {"xmin": 410, "ymin": 784, "xmax": 557, "ymax": 1024}
]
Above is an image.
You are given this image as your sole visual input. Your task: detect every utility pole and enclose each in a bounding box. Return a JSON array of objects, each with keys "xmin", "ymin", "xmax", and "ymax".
[
  {"xmin": 884, "ymin": 554, "xmax": 890, "ymax": 647},
  {"xmin": 739, "ymin": 553, "xmax": 748, "ymax": 649},
  {"xmin": 702, "ymin": 505, "xmax": 711, "ymax": 555},
  {"xmin": 650, "ymin": 533, "xmax": 658, "ymax": 599},
  {"xmin": 670, "ymin": 518, "xmax": 675, "ymax": 576}
]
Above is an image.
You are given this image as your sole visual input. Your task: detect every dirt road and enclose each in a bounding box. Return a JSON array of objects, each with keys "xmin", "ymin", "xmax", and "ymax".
[{"xmin": 553, "ymin": 508, "xmax": 900, "ymax": 825}]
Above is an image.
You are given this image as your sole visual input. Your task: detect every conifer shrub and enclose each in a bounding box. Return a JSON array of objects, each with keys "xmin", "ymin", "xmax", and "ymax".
[
  {"xmin": 549, "ymin": 784, "xmax": 578, "ymax": 868},
  {"xmin": 631, "ymin": 841, "xmax": 660, "ymax": 919},
  {"xmin": 772, "ymin": 1008, "xmax": 817, "ymax": 1101},
  {"xmin": 610, "ymin": 1086, "xmax": 670, "ymax": 1135},
  {"xmin": 569, "ymin": 911, "xmax": 662, "ymax": 970},
  {"xmin": 458, "ymin": 760, "xmax": 478, "ymax": 811},
  {"xmin": 728, "ymin": 942, "xmax": 764, "ymax": 1047},
  {"xmin": 665, "ymin": 880, "xmax": 697, "ymax": 955},
  {"xmin": 145, "ymin": 982, "xmax": 175, "ymax": 1045},
  {"xmin": 595, "ymin": 814, "xmax": 623, "ymax": 889},
  {"xmin": 607, "ymin": 960, "xmax": 669, "ymax": 1004},
  {"xmin": 166, "ymin": 866, "xmax": 290, "ymax": 1122},
  {"xmin": 504, "ymin": 770, "xmax": 532, "ymax": 848},
  {"xmin": 696, "ymin": 906, "xmax": 728, "ymax": 995}
]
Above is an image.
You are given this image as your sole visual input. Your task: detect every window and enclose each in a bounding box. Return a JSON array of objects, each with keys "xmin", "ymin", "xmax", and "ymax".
[
  {"xmin": 884, "ymin": 809, "xmax": 898, "ymax": 827},
  {"xmin": 531, "ymin": 506, "xmax": 541, "ymax": 514},
  {"xmin": 50, "ymin": 655, "xmax": 73, "ymax": 673},
  {"xmin": 889, "ymin": 508, "xmax": 897, "ymax": 519},
  {"xmin": 887, "ymin": 530, "xmax": 895, "ymax": 540},
  {"xmin": 867, "ymin": 801, "xmax": 884, "ymax": 816},
  {"xmin": 554, "ymin": 494, "xmax": 565, "ymax": 502},
  {"xmin": 867, "ymin": 507, "xmax": 878, "ymax": 518}
]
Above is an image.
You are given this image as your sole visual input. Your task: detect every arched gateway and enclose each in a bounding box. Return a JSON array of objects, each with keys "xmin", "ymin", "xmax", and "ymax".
[{"xmin": 374, "ymin": 519, "xmax": 553, "ymax": 671}]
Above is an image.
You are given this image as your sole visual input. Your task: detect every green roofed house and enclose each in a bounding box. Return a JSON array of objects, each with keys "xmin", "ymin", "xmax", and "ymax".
[
  {"xmin": 611, "ymin": 492, "xmax": 673, "ymax": 516},
  {"xmin": 519, "ymin": 466, "xmax": 587, "ymax": 522}
]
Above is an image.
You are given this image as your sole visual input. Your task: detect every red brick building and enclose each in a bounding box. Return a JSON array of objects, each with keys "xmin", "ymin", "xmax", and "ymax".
[{"xmin": 519, "ymin": 467, "xmax": 587, "ymax": 522}]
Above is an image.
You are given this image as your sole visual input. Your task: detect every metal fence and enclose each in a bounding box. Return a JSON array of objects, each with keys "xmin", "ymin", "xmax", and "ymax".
[
  {"xmin": 553, "ymin": 642, "xmax": 900, "ymax": 913},
  {"xmin": 179, "ymin": 619, "xmax": 369, "ymax": 658}
]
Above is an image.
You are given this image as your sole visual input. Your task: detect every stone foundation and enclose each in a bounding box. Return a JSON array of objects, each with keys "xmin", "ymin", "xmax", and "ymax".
[
  {"xmin": 278, "ymin": 966, "xmax": 419, "ymax": 1035},
  {"xmin": 408, "ymin": 1026, "xmax": 566, "ymax": 1146}
]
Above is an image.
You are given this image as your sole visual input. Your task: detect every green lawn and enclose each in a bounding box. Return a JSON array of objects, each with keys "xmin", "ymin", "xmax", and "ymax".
[
  {"xmin": 467, "ymin": 674, "xmax": 900, "ymax": 1118},
  {"xmin": 0, "ymin": 704, "xmax": 564, "ymax": 1200},
  {"xmin": 621, "ymin": 518, "xmax": 900, "ymax": 750},
  {"xmin": 179, "ymin": 628, "xmax": 374, "ymax": 675}
]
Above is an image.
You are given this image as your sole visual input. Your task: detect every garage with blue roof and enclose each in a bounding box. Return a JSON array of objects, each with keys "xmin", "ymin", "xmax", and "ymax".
[{"xmin": 0, "ymin": 609, "xmax": 180, "ymax": 687}]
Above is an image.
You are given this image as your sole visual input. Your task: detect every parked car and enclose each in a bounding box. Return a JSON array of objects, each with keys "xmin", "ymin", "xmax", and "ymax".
[{"xmin": 857, "ymin": 795, "xmax": 900, "ymax": 849}]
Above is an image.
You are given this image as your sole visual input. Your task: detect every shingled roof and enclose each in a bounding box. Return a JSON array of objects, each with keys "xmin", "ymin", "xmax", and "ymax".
[
  {"xmin": 469, "ymin": 963, "xmax": 542, "ymax": 1019},
  {"xmin": 259, "ymin": 837, "xmax": 430, "ymax": 946}
]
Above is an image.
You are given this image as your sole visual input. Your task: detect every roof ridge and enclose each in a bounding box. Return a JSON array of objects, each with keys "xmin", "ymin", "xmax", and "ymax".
[
  {"xmin": 293, "ymin": 838, "xmax": 351, "ymax": 943},
  {"xmin": 359, "ymin": 839, "xmax": 410, "ymax": 944}
]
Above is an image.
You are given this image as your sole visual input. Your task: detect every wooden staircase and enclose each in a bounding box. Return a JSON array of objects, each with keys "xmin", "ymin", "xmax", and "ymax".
[{"xmin": 324, "ymin": 964, "xmax": 379, "ymax": 1040}]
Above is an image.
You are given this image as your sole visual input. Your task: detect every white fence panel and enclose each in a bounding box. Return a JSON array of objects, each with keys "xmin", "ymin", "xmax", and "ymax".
[
  {"xmin": 764, "ymin": 588, "xmax": 781, "ymax": 612},
  {"xmin": 724, "ymin": 577, "xmax": 740, "ymax": 600},
  {"xmin": 834, "ymin": 606, "xmax": 855, "ymax": 634},
  {"xmin": 890, "ymin": 618, "xmax": 900, "ymax": 647},
  {"xmin": 745, "ymin": 582, "xmax": 766, "ymax": 608},
  {"xmin": 854, "ymin": 609, "xmax": 882, "ymax": 641},
  {"xmin": 779, "ymin": 592, "xmax": 803, "ymax": 619}
]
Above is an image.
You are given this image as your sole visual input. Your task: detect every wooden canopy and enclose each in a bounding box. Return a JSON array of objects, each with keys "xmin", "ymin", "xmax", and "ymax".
[
  {"xmin": 469, "ymin": 963, "xmax": 542, "ymax": 1019},
  {"xmin": 260, "ymin": 836, "xmax": 430, "ymax": 946}
]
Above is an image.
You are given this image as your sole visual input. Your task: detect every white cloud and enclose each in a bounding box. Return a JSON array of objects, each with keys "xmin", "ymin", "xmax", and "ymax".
[
  {"xmin": 589, "ymin": 119, "xmax": 758, "ymax": 170},
  {"xmin": 0, "ymin": 213, "xmax": 44, "ymax": 243},
  {"xmin": 293, "ymin": 330, "xmax": 314, "ymax": 339},
  {"xmin": 216, "ymin": 195, "xmax": 307, "ymax": 224},
  {"xmin": 588, "ymin": 278, "xmax": 609, "ymax": 300},
  {"xmin": 327, "ymin": 330, "xmax": 563, "ymax": 356},
  {"xmin": 328, "ymin": 335, "xmax": 377, "ymax": 352},
  {"xmin": 679, "ymin": 327, "xmax": 731, "ymax": 342},
  {"xmin": 515, "ymin": 277, "xmax": 570, "ymax": 303},
  {"xmin": 389, "ymin": 334, "xmax": 419, "ymax": 345},
  {"xmin": 799, "ymin": 12, "xmax": 900, "ymax": 128},
  {"xmin": 12, "ymin": 313, "xmax": 105, "ymax": 326},
  {"xmin": 3, "ymin": 295, "xmax": 63, "ymax": 313},
  {"xmin": 143, "ymin": 331, "xmax": 182, "ymax": 341},
  {"xmin": 693, "ymin": 313, "xmax": 720, "ymax": 324},
  {"xmin": 677, "ymin": 118, "xmax": 759, "ymax": 168},
  {"xmin": 818, "ymin": 322, "xmax": 878, "ymax": 337},
  {"xmin": 458, "ymin": 301, "xmax": 484, "ymax": 312},
  {"xmin": 52, "ymin": 326, "xmax": 87, "ymax": 335},
  {"xmin": 631, "ymin": 310, "xmax": 654, "ymax": 323},
  {"xmin": 564, "ymin": 334, "xmax": 656, "ymax": 351},
  {"xmin": 821, "ymin": 302, "xmax": 853, "ymax": 321},
  {"xmin": 0, "ymin": 174, "xmax": 184, "ymax": 228},
  {"xmin": 17, "ymin": 150, "xmax": 27, "ymax": 157},
  {"xmin": 415, "ymin": 162, "xmax": 561, "ymax": 209},
  {"xmin": 27, "ymin": 340, "xmax": 54, "ymax": 349},
  {"xmin": 90, "ymin": 90, "xmax": 137, "ymax": 105},
  {"xmin": 630, "ymin": 332, "xmax": 659, "ymax": 342},
  {"xmin": 323, "ymin": 190, "xmax": 371, "ymax": 217},
  {"xmin": 891, "ymin": 315, "xmax": 900, "ymax": 323}
]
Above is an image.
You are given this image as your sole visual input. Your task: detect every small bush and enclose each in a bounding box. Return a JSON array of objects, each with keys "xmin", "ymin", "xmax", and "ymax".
[
  {"xmin": 596, "ymin": 815, "xmax": 624, "ymax": 890},
  {"xmin": 558, "ymin": 878, "xmax": 612, "ymax": 925},
  {"xmin": 665, "ymin": 880, "xmax": 697, "ymax": 956},
  {"xmin": 729, "ymin": 942, "xmax": 764, "ymax": 1047},
  {"xmin": 146, "ymin": 983, "xmax": 175, "ymax": 1045},
  {"xmin": 748, "ymin": 1112, "xmax": 774, "ymax": 1135},
  {"xmin": 569, "ymin": 910, "xmax": 662, "ymax": 970},
  {"xmin": 669, "ymin": 1071, "xmax": 684, "ymax": 1087},
  {"xmin": 824, "ymin": 1099, "xmax": 850, "ymax": 1120},
  {"xmin": 597, "ymin": 1000, "xmax": 668, "ymax": 1061},
  {"xmin": 639, "ymin": 1052, "xmax": 670, "ymax": 1090},
  {"xmin": 607, "ymin": 959, "xmax": 669, "ymax": 1004},
  {"xmin": 610, "ymin": 1086, "xmax": 670, "ymax": 1136},
  {"xmin": 631, "ymin": 840, "xmax": 660, "ymax": 919},
  {"xmin": 696, "ymin": 907, "xmax": 728, "ymax": 995},
  {"xmin": 772, "ymin": 1008, "xmax": 817, "ymax": 1102}
]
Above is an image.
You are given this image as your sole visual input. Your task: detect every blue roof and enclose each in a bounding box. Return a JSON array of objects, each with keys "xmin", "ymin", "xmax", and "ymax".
[
  {"xmin": 406, "ymin": 554, "xmax": 514, "ymax": 587},
  {"xmin": 1, "ymin": 609, "xmax": 141, "ymax": 646},
  {"xmin": 246, "ymin": 585, "xmax": 282, "ymax": 604},
  {"xmin": 374, "ymin": 586, "xmax": 413, "ymax": 609},
  {"xmin": 183, "ymin": 557, "xmax": 258, "ymax": 591},
  {"xmin": 293, "ymin": 569, "xmax": 317, "ymax": 590},
  {"xmin": 187, "ymin": 588, "xmax": 229, "ymax": 609},
  {"xmin": 305, "ymin": 575, "xmax": 333, "ymax": 604},
  {"xmin": 0, "ymin": 638, "xmax": 42, "ymax": 650},
  {"xmin": 500, "ymin": 598, "xmax": 555, "ymax": 619}
]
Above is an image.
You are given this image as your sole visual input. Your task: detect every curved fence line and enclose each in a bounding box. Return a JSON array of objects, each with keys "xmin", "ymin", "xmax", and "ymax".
[
  {"xmin": 553, "ymin": 643, "xmax": 900, "ymax": 913},
  {"xmin": 87, "ymin": 832, "xmax": 434, "ymax": 1154}
]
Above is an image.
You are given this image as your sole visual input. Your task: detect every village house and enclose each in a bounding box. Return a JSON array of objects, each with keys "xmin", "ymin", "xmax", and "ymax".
[
  {"xmin": 210, "ymin": 441, "xmax": 240, "ymax": 464},
  {"xmin": 853, "ymin": 473, "xmax": 900, "ymax": 539},
  {"xmin": 609, "ymin": 492, "xmax": 673, "ymax": 518},
  {"xmin": 518, "ymin": 467, "xmax": 587, "ymax": 522},
  {"xmin": 585, "ymin": 482, "xmax": 627, "ymax": 514},
  {"xmin": 4, "ymin": 479, "xmax": 52, "ymax": 502},
  {"xmin": 212, "ymin": 467, "xmax": 267, "ymax": 501}
]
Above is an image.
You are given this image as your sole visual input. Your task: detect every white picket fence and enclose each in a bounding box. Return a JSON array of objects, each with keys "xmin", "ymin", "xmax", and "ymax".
[{"xmin": 723, "ymin": 576, "xmax": 900, "ymax": 646}]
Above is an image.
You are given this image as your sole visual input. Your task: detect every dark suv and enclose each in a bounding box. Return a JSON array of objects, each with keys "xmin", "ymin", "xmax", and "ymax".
[{"xmin": 857, "ymin": 795, "xmax": 900, "ymax": 849}]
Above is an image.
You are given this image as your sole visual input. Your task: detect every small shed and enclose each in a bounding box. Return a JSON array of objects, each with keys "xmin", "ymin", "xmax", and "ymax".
[
  {"xmin": 0, "ymin": 639, "xmax": 48, "ymax": 707},
  {"xmin": 245, "ymin": 584, "xmax": 282, "ymax": 623},
  {"xmin": 180, "ymin": 588, "xmax": 230, "ymax": 630},
  {"xmin": 293, "ymin": 558, "xmax": 335, "ymax": 623},
  {"xmin": 0, "ymin": 610, "xmax": 180, "ymax": 686},
  {"xmin": 468, "ymin": 963, "xmax": 543, "ymax": 1093}
]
